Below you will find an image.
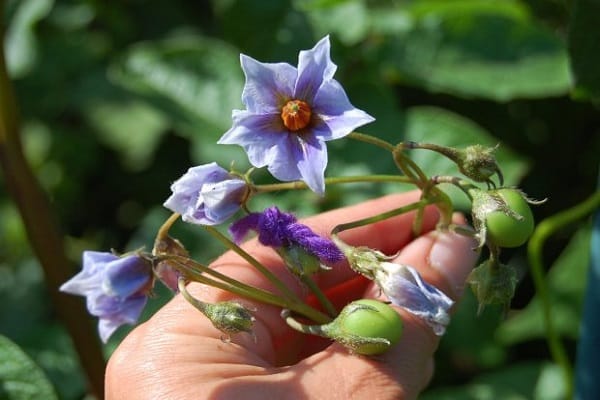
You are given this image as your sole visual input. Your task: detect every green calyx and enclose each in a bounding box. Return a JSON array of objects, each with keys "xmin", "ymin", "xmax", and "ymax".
[{"xmin": 468, "ymin": 259, "xmax": 517, "ymax": 315}]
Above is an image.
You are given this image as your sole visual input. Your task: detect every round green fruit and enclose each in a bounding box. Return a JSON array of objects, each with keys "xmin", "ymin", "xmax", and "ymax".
[
  {"xmin": 486, "ymin": 189, "xmax": 534, "ymax": 248},
  {"xmin": 337, "ymin": 299, "xmax": 403, "ymax": 355}
]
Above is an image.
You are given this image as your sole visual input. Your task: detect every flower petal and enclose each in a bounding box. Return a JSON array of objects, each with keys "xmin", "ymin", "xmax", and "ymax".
[
  {"xmin": 104, "ymin": 255, "xmax": 152, "ymax": 298},
  {"xmin": 96, "ymin": 295, "xmax": 148, "ymax": 342},
  {"xmin": 201, "ymin": 179, "xmax": 247, "ymax": 222},
  {"xmin": 312, "ymin": 79, "xmax": 375, "ymax": 140},
  {"xmin": 60, "ymin": 251, "xmax": 118, "ymax": 295},
  {"xmin": 240, "ymin": 54, "xmax": 297, "ymax": 113},
  {"xmin": 295, "ymin": 36, "xmax": 337, "ymax": 102},
  {"xmin": 293, "ymin": 135, "xmax": 328, "ymax": 195},
  {"xmin": 377, "ymin": 263, "xmax": 453, "ymax": 336},
  {"xmin": 218, "ymin": 111, "xmax": 285, "ymax": 167}
]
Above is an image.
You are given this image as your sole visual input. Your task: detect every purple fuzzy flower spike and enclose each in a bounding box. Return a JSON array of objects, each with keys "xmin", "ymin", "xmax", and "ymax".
[
  {"xmin": 230, "ymin": 206, "xmax": 344, "ymax": 264},
  {"xmin": 218, "ymin": 36, "xmax": 374, "ymax": 195}
]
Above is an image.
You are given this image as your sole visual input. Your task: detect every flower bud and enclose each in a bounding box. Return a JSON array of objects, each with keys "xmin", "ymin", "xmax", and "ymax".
[
  {"xmin": 456, "ymin": 144, "xmax": 503, "ymax": 187},
  {"xmin": 468, "ymin": 259, "xmax": 517, "ymax": 314},
  {"xmin": 332, "ymin": 235, "xmax": 391, "ymax": 279},
  {"xmin": 406, "ymin": 142, "xmax": 503, "ymax": 187},
  {"xmin": 203, "ymin": 301, "xmax": 255, "ymax": 335}
]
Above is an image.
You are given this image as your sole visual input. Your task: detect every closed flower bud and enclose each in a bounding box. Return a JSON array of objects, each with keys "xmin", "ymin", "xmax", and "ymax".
[
  {"xmin": 456, "ymin": 144, "xmax": 503, "ymax": 187},
  {"xmin": 203, "ymin": 301, "xmax": 255, "ymax": 335},
  {"xmin": 468, "ymin": 259, "xmax": 517, "ymax": 314},
  {"xmin": 406, "ymin": 142, "xmax": 503, "ymax": 187}
]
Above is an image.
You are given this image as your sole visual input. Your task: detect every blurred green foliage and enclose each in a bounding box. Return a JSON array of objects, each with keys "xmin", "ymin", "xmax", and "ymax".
[{"xmin": 0, "ymin": 0, "xmax": 598, "ymax": 398}]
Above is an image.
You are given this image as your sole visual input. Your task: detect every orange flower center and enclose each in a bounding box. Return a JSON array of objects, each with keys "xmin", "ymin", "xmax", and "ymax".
[{"xmin": 281, "ymin": 100, "xmax": 312, "ymax": 131}]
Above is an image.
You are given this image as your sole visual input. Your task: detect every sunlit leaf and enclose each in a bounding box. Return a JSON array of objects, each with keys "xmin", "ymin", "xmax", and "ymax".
[
  {"xmin": 110, "ymin": 34, "xmax": 243, "ymax": 135},
  {"xmin": 4, "ymin": 0, "xmax": 54, "ymax": 78},
  {"xmin": 379, "ymin": 1, "xmax": 572, "ymax": 100},
  {"xmin": 298, "ymin": 0, "xmax": 369, "ymax": 45},
  {"xmin": 84, "ymin": 100, "xmax": 168, "ymax": 171},
  {"xmin": 0, "ymin": 335, "xmax": 58, "ymax": 400},
  {"xmin": 421, "ymin": 362, "xmax": 565, "ymax": 400}
]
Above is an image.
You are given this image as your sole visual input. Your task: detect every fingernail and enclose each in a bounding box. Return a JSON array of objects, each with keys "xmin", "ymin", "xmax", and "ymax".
[{"xmin": 428, "ymin": 230, "xmax": 479, "ymax": 299}]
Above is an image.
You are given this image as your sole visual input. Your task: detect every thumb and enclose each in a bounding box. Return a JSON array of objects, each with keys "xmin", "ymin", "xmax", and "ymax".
[{"xmin": 293, "ymin": 228, "xmax": 479, "ymax": 400}]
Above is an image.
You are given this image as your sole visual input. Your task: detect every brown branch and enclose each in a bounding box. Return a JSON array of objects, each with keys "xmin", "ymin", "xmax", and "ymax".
[{"xmin": 0, "ymin": 13, "xmax": 105, "ymax": 398}]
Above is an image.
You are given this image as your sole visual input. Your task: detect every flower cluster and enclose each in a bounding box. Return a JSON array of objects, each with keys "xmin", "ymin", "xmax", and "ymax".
[{"xmin": 62, "ymin": 35, "xmax": 534, "ymax": 357}]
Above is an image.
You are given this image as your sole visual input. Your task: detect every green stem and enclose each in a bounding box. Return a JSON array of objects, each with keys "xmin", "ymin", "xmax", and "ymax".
[
  {"xmin": 0, "ymin": 14, "xmax": 105, "ymax": 398},
  {"xmin": 254, "ymin": 174, "xmax": 413, "ymax": 193},
  {"xmin": 348, "ymin": 131, "xmax": 395, "ymax": 152},
  {"xmin": 162, "ymin": 255, "xmax": 331, "ymax": 324},
  {"xmin": 528, "ymin": 190, "xmax": 600, "ymax": 399},
  {"xmin": 282, "ymin": 309, "xmax": 328, "ymax": 337},
  {"xmin": 203, "ymin": 225, "xmax": 302, "ymax": 303},
  {"xmin": 178, "ymin": 277, "xmax": 208, "ymax": 313},
  {"xmin": 299, "ymin": 275, "xmax": 338, "ymax": 317},
  {"xmin": 156, "ymin": 212, "xmax": 180, "ymax": 242},
  {"xmin": 332, "ymin": 198, "xmax": 434, "ymax": 235}
]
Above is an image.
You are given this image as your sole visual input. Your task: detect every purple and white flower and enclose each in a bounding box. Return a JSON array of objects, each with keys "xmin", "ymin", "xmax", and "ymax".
[
  {"xmin": 230, "ymin": 206, "xmax": 344, "ymax": 264},
  {"xmin": 218, "ymin": 36, "xmax": 374, "ymax": 195},
  {"xmin": 164, "ymin": 162, "xmax": 248, "ymax": 225},
  {"xmin": 375, "ymin": 262, "xmax": 454, "ymax": 336},
  {"xmin": 60, "ymin": 251, "xmax": 153, "ymax": 342}
]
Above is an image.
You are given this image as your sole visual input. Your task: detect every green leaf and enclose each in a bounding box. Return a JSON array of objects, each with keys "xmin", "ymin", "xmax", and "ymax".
[
  {"xmin": 401, "ymin": 106, "xmax": 529, "ymax": 207},
  {"xmin": 568, "ymin": 0, "xmax": 600, "ymax": 102},
  {"xmin": 421, "ymin": 362, "xmax": 566, "ymax": 400},
  {"xmin": 83, "ymin": 100, "xmax": 168, "ymax": 171},
  {"xmin": 497, "ymin": 225, "xmax": 591, "ymax": 344},
  {"xmin": 379, "ymin": 1, "xmax": 572, "ymax": 101},
  {"xmin": 4, "ymin": 0, "xmax": 54, "ymax": 78},
  {"xmin": 298, "ymin": 0, "xmax": 370, "ymax": 46},
  {"xmin": 109, "ymin": 34, "xmax": 244, "ymax": 136},
  {"xmin": 0, "ymin": 335, "xmax": 58, "ymax": 400}
]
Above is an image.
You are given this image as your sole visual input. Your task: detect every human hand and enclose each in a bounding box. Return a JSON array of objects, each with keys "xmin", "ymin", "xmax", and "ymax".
[{"xmin": 105, "ymin": 191, "xmax": 479, "ymax": 399}]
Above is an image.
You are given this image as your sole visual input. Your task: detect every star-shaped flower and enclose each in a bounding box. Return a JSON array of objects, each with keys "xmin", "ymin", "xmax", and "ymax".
[
  {"xmin": 60, "ymin": 251, "xmax": 153, "ymax": 342},
  {"xmin": 218, "ymin": 36, "xmax": 374, "ymax": 195}
]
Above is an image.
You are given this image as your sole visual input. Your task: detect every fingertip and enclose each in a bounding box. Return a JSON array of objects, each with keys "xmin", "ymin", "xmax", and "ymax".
[{"xmin": 427, "ymin": 230, "xmax": 479, "ymax": 300}]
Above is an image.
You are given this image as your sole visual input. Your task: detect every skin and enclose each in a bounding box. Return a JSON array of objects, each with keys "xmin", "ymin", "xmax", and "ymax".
[{"xmin": 105, "ymin": 191, "xmax": 480, "ymax": 400}]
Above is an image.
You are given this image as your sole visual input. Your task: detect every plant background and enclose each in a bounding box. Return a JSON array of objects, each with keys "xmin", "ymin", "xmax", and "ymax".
[{"xmin": 1, "ymin": 0, "xmax": 598, "ymax": 399}]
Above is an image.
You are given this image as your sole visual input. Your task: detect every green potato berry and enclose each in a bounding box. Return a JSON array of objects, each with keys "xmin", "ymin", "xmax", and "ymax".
[
  {"xmin": 336, "ymin": 299, "xmax": 404, "ymax": 355},
  {"xmin": 485, "ymin": 188, "xmax": 534, "ymax": 248}
]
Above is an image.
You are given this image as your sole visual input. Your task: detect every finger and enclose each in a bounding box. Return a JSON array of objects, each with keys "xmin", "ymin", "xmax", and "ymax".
[
  {"xmin": 194, "ymin": 192, "xmax": 439, "ymax": 358},
  {"xmin": 211, "ymin": 190, "xmax": 439, "ymax": 298},
  {"xmin": 291, "ymin": 218, "xmax": 479, "ymax": 400}
]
